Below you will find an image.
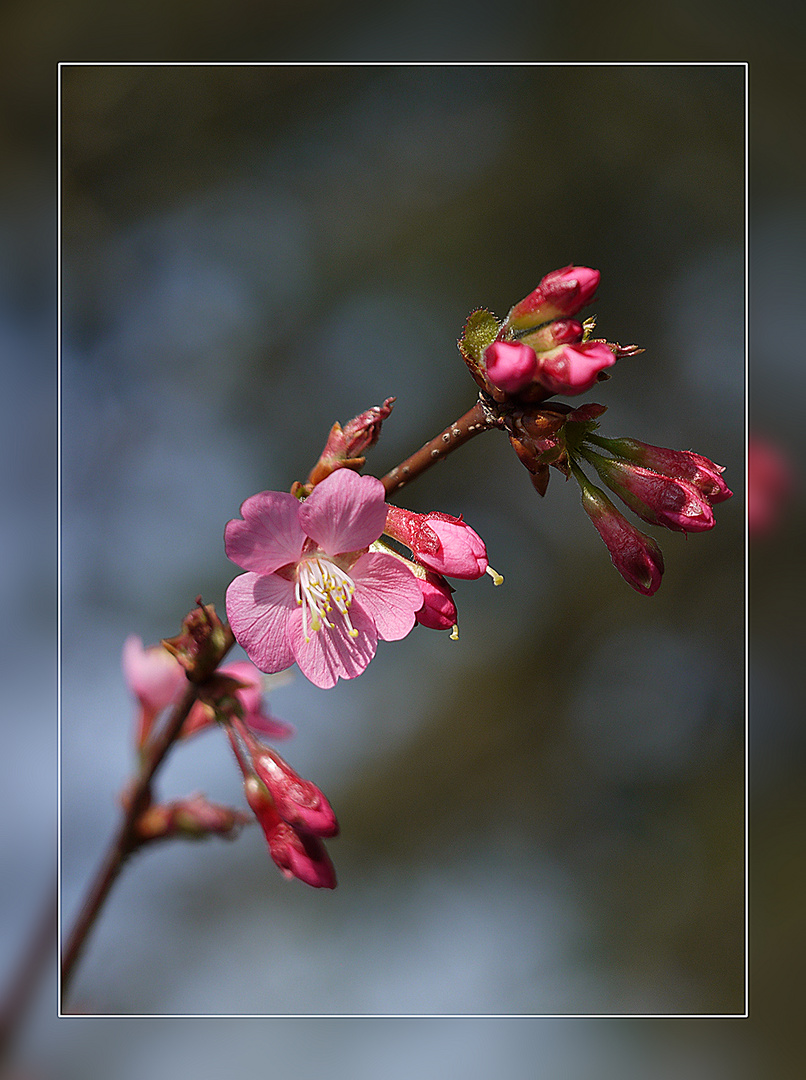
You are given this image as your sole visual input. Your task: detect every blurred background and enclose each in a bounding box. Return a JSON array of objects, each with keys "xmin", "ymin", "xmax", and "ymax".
[
  {"xmin": 1, "ymin": 2, "xmax": 803, "ymax": 1078},
  {"xmin": 58, "ymin": 60, "xmax": 746, "ymax": 1015}
]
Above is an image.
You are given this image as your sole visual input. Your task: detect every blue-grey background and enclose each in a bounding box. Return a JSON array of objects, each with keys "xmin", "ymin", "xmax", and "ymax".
[
  {"xmin": 2, "ymin": 5, "xmax": 802, "ymax": 1076},
  {"xmin": 58, "ymin": 61, "xmax": 745, "ymax": 1019}
]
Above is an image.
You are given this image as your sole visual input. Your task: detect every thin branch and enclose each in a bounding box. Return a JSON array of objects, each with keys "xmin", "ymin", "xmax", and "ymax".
[
  {"xmin": 60, "ymin": 626, "xmax": 235, "ymax": 1005},
  {"xmin": 380, "ymin": 398, "xmax": 498, "ymax": 497}
]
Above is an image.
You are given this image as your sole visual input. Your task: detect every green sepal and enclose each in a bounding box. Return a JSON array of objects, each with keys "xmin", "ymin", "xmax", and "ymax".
[{"xmin": 457, "ymin": 308, "xmax": 501, "ymax": 366}]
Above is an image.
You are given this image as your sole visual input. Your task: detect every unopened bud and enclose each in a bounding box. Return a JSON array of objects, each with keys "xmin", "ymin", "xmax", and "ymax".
[
  {"xmin": 306, "ymin": 399, "xmax": 395, "ymax": 486},
  {"xmin": 505, "ymin": 266, "xmax": 600, "ymax": 332},
  {"xmin": 586, "ymin": 435, "xmax": 732, "ymax": 505},
  {"xmin": 244, "ymin": 776, "xmax": 337, "ymax": 889},
  {"xmin": 267, "ymin": 821, "xmax": 337, "ymax": 890},
  {"xmin": 578, "ymin": 476, "xmax": 665, "ymax": 596},
  {"xmin": 583, "ymin": 448, "xmax": 715, "ymax": 533},
  {"xmin": 162, "ymin": 600, "xmax": 228, "ymax": 683},
  {"xmin": 384, "ymin": 506, "xmax": 489, "ymax": 580},
  {"xmin": 250, "ymin": 748, "xmax": 339, "ymax": 837},
  {"xmin": 483, "ymin": 341, "xmax": 537, "ymax": 395},
  {"xmin": 135, "ymin": 794, "xmax": 250, "ymax": 842},
  {"xmin": 533, "ymin": 341, "xmax": 616, "ymax": 396},
  {"xmin": 414, "ymin": 570, "xmax": 458, "ymax": 632}
]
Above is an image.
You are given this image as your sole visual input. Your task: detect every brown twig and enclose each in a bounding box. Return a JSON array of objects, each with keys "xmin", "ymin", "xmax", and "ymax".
[
  {"xmin": 380, "ymin": 398, "xmax": 498, "ymax": 497},
  {"xmin": 59, "ymin": 626, "xmax": 235, "ymax": 1006}
]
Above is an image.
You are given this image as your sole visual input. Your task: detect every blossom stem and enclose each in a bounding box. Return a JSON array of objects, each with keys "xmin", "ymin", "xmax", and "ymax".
[
  {"xmin": 60, "ymin": 626, "xmax": 235, "ymax": 1006},
  {"xmin": 380, "ymin": 398, "xmax": 499, "ymax": 496}
]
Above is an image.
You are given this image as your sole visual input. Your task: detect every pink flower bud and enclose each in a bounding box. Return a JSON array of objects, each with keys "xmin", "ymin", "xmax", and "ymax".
[
  {"xmin": 534, "ymin": 341, "xmax": 615, "ymax": 396},
  {"xmin": 267, "ymin": 821, "xmax": 337, "ymax": 890},
  {"xmin": 135, "ymin": 794, "xmax": 250, "ymax": 841},
  {"xmin": 244, "ymin": 777, "xmax": 337, "ymax": 889},
  {"xmin": 585, "ymin": 450, "xmax": 715, "ymax": 533},
  {"xmin": 250, "ymin": 747, "xmax": 339, "ymax": 838},
  {"xmin": 579, "ymin": 480, "xmax": 665, "ymax": 596},
  {"xmin": 306, "ymin": 399, "xmax": 395, "ymax": 486},
  {"xmin": 384, "ymin": 506, "xmax": 489, "ymax": 579},
  {"xmin": 122, "ymin": 635, "xmax": 185, "ymax": 712},
  {"xmin": 506, "ymin": 266, "xmax": 600, "ymax": 331},
  {"xmin": 414, "ymin": 571, "xmax": 458, "ymax": 631},
  {"xmin": 483, "ymin": 341, "xmax": 537, "ymax": 394},
  {"xmin": 588, "ymin": 436, "xmax": 732, "ymax": 505}
]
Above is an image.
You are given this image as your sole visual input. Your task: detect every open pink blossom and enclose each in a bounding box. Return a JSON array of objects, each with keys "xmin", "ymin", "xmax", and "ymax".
[{"xmin": 225, "ymin": 469, "xmax": 423, "ymax": 690}]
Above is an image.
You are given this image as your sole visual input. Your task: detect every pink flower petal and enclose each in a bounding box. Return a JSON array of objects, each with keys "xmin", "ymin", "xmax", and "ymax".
[
  {"xmin": 221, "ymin": 659, "xmax": 295, "ymax": 739},
  {"xmin": 225, "ymin": 491, "xmax": 306, "ymax": 574},
  {"xmin": 299, "ymin": 470, "xmax": 388, "ymax": 556},
  {"xmin": 122, "ymin": 635, "xmax": 185, "ymax": 710},
  {"xmin": 287, "ymin": 603, "xmax": 378, "ymax": 689},
  {"xmin": 350, "ymin": 552, "xmax": 422, "ymax": 641},
  {"xmin": 225, "ymin": 572, "xmax": 297, "ymax": 674}
]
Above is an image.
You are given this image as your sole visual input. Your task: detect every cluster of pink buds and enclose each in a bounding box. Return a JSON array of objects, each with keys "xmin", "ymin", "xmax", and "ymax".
[
  {"xmin": 456, "ymin": 266, "xmax": 733, "ymax": 593},
  {"xmin": 459, "ymin": 266, "xmax": 641, "ymax": 403}
]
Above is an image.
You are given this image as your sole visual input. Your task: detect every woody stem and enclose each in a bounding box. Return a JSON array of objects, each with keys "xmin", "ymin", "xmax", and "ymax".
[
  {"xmin": 59, "ymin": 626, "xmax": 235, "ymax": 1007},
  {"xmin": 380, "ymin": 398, "xmax": 499, "ymax": 497}
]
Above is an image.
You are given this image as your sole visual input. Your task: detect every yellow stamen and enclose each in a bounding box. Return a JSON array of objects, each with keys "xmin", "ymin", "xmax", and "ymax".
[
  {"xmin": 296, "ymin": 555, "xmax": 357, "ymax": 642},
  {"xmin": 485, "ymin": 565, "xmax": 504, "ymax": 586}
]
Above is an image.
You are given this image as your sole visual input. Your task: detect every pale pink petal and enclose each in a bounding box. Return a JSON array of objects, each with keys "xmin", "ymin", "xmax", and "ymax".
[
  {"xmin": 220, "ymin": 659, "xmax": 295, "ymax": 739},
  {"xmin": 226, "ymin": 572, "xmax": 297, "ymax": 674},
  {"xmin": 287, "ymin": 604, "xmax": 378, "ymax": 689},
  {"xmin": 219, "ymin": 660, "xmax": 264, "ymax": 714},
  {"xmin": 350, "ymin": 552, "xmax": 422, "ymax": 641},
  {"xmin": 225, "ymin": 491, "xmax": 306, "ymax": 574},
  {"xmin": 299, "ymin": 469, "xmax": 387, "ymax": 556},
  {"xmin": 122, "ymin": 634, "xmax": 185, "ymax": 710}
]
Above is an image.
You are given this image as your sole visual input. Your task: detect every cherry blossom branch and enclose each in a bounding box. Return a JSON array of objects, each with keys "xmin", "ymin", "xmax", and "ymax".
[
  {"xmin": 57, "ymin": 402, "xmax": 496, "ymax": 1008},
  {"xmin": 380, "ymin": 397, "xmax": 499, "ymax": 496},
  {"xmin": 56, "ymin": 403, "xmax": 497, "ymax": 1011},
  {"xmin": 60, "ymin": 625, "xmax": 235, "ymax": 1004}
]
